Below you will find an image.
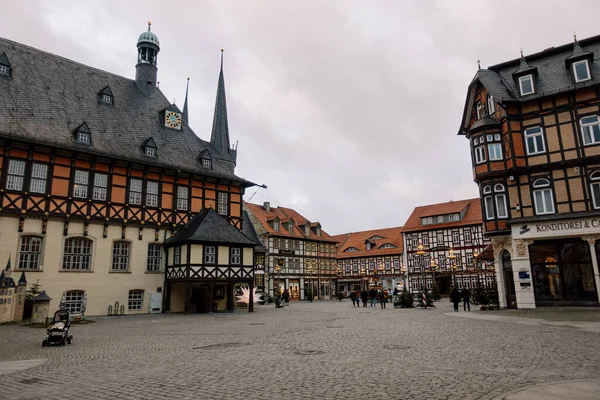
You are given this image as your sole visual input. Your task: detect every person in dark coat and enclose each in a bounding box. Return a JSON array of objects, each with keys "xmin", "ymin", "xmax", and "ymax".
[
  {"xmin": 350, "ymin": 291, "xmax": 357, "ymax": 307},
  {"xmin": 369, "ymin": 288, "xmax": 377, "ymax": 307},
  {"xmin": 450, "ymin": 288, "xmax": 461, "ymax": 312},
  {"xmin": 360, "ymin": 290, "xmax": 369, "ymax": 307},
  {"xmin": 462, "ymin": 288, "xmax": 471, "ymax": 311}
]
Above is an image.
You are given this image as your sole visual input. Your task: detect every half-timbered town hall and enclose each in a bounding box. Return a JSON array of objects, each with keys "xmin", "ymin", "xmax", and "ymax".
[
  {"xmin": 459, "ymin": 35, "xmax": 600, "ymax": 309},
  {"xmin": 0, "ymin": 23, "xmax": 260, "ymax": 318}
]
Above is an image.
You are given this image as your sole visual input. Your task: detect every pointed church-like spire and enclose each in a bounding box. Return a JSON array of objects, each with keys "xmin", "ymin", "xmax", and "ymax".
[
  {"xmin": 183, "ymin": 77, "xmax": 190, "ymax": 125},
  {"xmin": 210, "ymin": 49, "xmax": 231, "ymax": 155}
]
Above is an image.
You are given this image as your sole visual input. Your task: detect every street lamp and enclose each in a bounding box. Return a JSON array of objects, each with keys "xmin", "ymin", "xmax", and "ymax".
[
  {"xmin": 274, "ymin": 261, "xmax": 282, "ymax": 296},
  {"xmin": 359, "ymin": 266, "xmax": 367, "ymax": 291},
  {"xmin": 429, "ymin": 258, "xmax": 438, "ymax": 295},
  {"xmin": 306, "ymin": 262, "xmax": 314, "ymax": 300},
  {"xmin": 415, "ymin": 242, "xmax": 428, "ymax": 308},
  {"xmin": 448, "ymin": 247, "xmax": 457, "ymax": 288},
  {"xmin": 400, "ymin": 263, "xmax": 408, "ymax": 292}
]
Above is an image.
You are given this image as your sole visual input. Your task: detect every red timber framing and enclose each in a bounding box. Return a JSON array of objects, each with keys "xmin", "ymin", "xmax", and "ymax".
[{"xmin": 0, "ymin": 140, "xmax": 245, "ymax": 232}]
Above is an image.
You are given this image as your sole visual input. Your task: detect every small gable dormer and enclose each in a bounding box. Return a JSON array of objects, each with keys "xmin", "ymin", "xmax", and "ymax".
[
  {"xmin": 0, "ymin": 52, "xmax": 11, "ymax": 77},
  {"xmin": 368, "ymin": 235, "xmax": 383, "ymax": 241},
  {"xmin": 512, "ymin": 53, "xmax": 538, "ymax": 96},
  {"xmin": 304, "ymin": 223, "xmax": 310, "ymax": 236},
  {"xmin": 98, "ymin": 86, "xmax": 114, "ymax": 105},
  {"xmin": 74, "ymin": 122, "xmax": 92, "ymax": 145},
  {"xmin": 197, "ymin": 150, "xmax": 212, "ymax": 169},
  {"xmin": 344, "ymin": 247, "xmax": 359, "ymax": 252},
  {"xmin": 566, "ymin": 37, "xmax": 594, "ymax": 83},
  {"xmin": 267, "ymin": 216, "xmax": 281, "ymax": 231},
  {"xmin": 287, "ymin": 218, "xmax": 295, "ymax": 234},
  {"xmin": 311, "ymin": 222, "xmax": 321, "ymax": 237},
  {"xmin": 365, "ymin": 241, "xmax": 373, "ymax": 250},
  {"xmin": 380, "ymin": 243, "xmax": 397, "ymax": 249},
  {"xmin": 161, "ymin": 104, "xmax": 182, "ymax": 130},
  {"xmin": 142, "ymin": 137, "xmax": 157, "ymax": 158}
]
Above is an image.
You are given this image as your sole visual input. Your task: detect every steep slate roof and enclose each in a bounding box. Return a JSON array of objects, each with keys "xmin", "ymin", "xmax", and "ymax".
[
  {"xmin": 0, "ymin": 37, "xmax": 252, "ymax": 186},
  {"xmin": 332, "ymin": 227, "xmax": 404, "ymax": 259},
  {"xmin": 459, "ymin": 34, "xmax": 600, "ymax": 134},
  {"xmin": 33, "ymin": 290, "xmax": 52, "ymax": 302},
  {"xmin": 245, "ymin": 202, "xmax": 336, "ymax": 242},
  {"xmin": 402, "ymin": 198, "xmax": 483, "ymax": 233},
  {"xmin": 242, "ymin": 210, "xmax": 268, "ymax": 253},
  {"xmin": 165, "ymin": 208, "xmax": 258, "ymax": 246}
]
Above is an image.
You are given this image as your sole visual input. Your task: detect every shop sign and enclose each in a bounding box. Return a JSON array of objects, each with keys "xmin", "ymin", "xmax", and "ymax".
[{"xmin": 514, "ymin": 217, "xmax": 600, "ymax": 239}]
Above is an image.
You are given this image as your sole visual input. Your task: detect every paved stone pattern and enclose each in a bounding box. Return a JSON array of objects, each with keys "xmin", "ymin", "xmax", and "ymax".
[{"xmin": 0, "ymin": 301, "xmax": 599, "ymax": 400}]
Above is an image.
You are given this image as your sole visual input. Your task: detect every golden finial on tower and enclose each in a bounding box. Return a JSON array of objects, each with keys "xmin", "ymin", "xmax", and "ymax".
[{"xmin": 148, "ymin": 21, "xmax": 152, "ymax": 31}]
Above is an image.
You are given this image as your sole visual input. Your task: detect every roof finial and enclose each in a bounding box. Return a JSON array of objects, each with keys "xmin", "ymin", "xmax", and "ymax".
[
  {"xmin": 148, "ymin": 21, "xmax": 152, "ymax": 31},
  {"xmin": 157, "ymin": 81, "xmax": 160, "ymax": 89},
  {"xmin": 574, "ymin": 31, "xmax": 577, "ymax": 42},
  {"xmin": 477, "ymin": 58, "xmax": 481, "ymax": 70},
  {"xmin": 220, "ymin": 48, "xmax": 224, "ymax": 70},
  {"xmin": 520, "ymin": 48, "xmax": 524, "ymax": 59},
  {"xmin": 172, "ymin": 98, "xmax": 176, "ymax": 105}
]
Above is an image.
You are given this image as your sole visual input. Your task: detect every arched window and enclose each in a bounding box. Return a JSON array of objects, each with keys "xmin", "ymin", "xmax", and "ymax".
[
  {"xmin": 487, "ymin": 93, "xmax": 495, "ymax": 115},
  {"xmin": 532, "ymin": 179, "xmax": 555, "ymax": 215},
  {"xmin": 590, "ymin": 171, "xmax": 600, "ymax": 209},
  {"xmin": 62, "ymin": 237, "xmax": 93, "ymax": 270},
  {"xmin": 483, "ymin": 184, "xmax": 508, "ymax": 220},
  {"xmin": 18, "ymin": 236, "xmax": 42, "ymax": 270}
]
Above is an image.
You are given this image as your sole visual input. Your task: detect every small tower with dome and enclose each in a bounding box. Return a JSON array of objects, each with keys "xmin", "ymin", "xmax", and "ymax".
[{"xmin": 135, "ymin": 21, "xmax": 160, "ymax": 94}]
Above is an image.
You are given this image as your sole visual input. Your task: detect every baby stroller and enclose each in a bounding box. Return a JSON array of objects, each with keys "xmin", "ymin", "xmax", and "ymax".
[{"xmin": 42, "ymin": 309, "xmax": 73, "ymax": 347}]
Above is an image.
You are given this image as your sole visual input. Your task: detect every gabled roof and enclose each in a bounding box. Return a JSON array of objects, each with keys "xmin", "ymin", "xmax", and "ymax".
[
  {"xmin": 242, "ymin": 210, "xmax": 268, "ymax": 253},
  {"xmin": 245, "ymin": 202, "xmax": 336, "ymax": 242},
  {"xmin": 0, "ymin": 52, "xmax": 10, "ymax": 66},
  {"xmin": 332, "ymin": 226, "xmax": 404, "ymax": 259},
  {"xmin": 402, "ymin": 198, "xmax": 482, "ymax": 233},
  {"xmin": 0, "ymin": 270, "xmax": 15, "ymax": 288},
  {"xmin": 34, "ymin": 290, "xmax": 52, "ymax": 302},
  {"xmin": 165, "ymin": 208, "xmax": 258, "ymax": 246},
  {"xmin": 0, "ymin": 37, "xmax": 252, "ymax": 186},
  {"xmin": 99, "ymin": 85, "xmax": 113, "ymax": 96},
  {"xmin": 459, "ymin": 34, "xmax": 600, "ymax": 135}
]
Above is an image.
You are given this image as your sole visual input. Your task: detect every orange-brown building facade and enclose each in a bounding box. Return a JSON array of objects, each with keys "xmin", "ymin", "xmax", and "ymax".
[
  {"xmin": 459, "ymin": 35, "xmax": 600, "ymax": 308},
  {"xmin": 0, "ymin": 25, "xmax": 258, "ymax": 317}
]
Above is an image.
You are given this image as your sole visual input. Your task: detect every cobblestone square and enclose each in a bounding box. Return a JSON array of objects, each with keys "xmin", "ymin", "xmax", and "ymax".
[{"xmin": 1, "ymin": 301, "xmax": 599, "ymax": 400}]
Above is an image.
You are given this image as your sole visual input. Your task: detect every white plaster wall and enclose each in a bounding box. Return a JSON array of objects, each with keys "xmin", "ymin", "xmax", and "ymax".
[
  {"xmin": 218, "ymin": 246, "xmax": 229, "ymax": 265},
  {"xmin": 243, "ymin": 248, "xmax": 253, "ymax": 266},
  {"xmin": 0, "ymin": 217, "xmax": 166, "ymax": 317},
  {"xmin": 512, "ymin": 258, "xmax": 536, "ymax": 309},
  {"xmin": 190, "ymin": 245, "xmax": 203, "ymax": 264}
]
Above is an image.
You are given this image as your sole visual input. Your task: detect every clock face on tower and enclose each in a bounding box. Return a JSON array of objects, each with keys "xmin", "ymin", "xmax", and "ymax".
[{"xmin": 164, "ymin": 111, "xmax": 182, "ymax": 129}]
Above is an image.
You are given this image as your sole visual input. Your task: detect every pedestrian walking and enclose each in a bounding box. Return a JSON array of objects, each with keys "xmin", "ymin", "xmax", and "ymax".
[
  {"xmin": 361, "ymin": 290, "xmax": 369, "ymax": 307},
  {"xmin": 282, "ymin": 289, "xmax": 290, "ymax": 306},
  {"xmin": 450, "ymin": 287, "xmax": 461, "ymax": 312},
  {"xmin": 369, "ymin": 288, "xmax": 377, "ymax": 307},
  {"xmin": 462, "ymin": 288, "xmax": 471, "ymax": 311},
  {"xmin": 380, "ymin": 290, "xmax": 388, "ymax": 309},
  {"xmin": 350, "ymin": 291, "xmax": 357, "ymax": 307}
]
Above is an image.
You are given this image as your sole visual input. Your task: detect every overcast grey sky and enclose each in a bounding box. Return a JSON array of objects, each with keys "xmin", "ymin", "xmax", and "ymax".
[{"xmin": 2, "ymin": 0, "xmax": 599, "ymax": 234}]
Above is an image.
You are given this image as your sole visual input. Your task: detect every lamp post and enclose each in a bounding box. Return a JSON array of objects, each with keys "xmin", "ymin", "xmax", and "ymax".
[
  {"xmin": 360, "ymin": 266, "xmax": 367, "ymax": 291},
  {"xmin": 335, "ymin": 266, "xmax": 341, "ymax": 296},
  {"xmin": 401, "ymin": 263, "xmax": 408, "ymax": 292},
  {"xmin": 415, "ymin": 242, "xmax": 428, "ymax": 308},
  {"xmin": 275, "ymin": 263, "xmax": 281, "ymax": 297},
  {"xmin": 306, "ymin": 262, "xmax": 314, "ymax": 300},
  {"xmin": 448, "ymin": 247, "xmax": 457, "ymax": 288}
]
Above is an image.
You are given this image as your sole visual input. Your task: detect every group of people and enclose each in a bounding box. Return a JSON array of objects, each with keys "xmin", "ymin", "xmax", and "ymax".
[
  {"xmin": 349, "ymin": 288, "xmax": 390, "ymax": 309},
  {"xmin": 274, "ymin": 289, "xmax": 290, "ymax": 308},
  {"xmin": 449, "ymin": 287, "xmax": 471, "ymax": 312}
]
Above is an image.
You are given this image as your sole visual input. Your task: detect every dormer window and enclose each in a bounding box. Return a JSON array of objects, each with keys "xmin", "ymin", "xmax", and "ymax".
[
  {"xmin": 573, "ymin": 60, "xmax": 591, "ymax": 82},
  {"xmin": 366, "ymin": 242, "xmax": 372, "ymax": 250},
  {"xmin": 0, "ymin": 52, "xmax": 11, "ymax": 77},
  {"xmin": 145, "ymin": 147, "xmax": 156, "ymax": 157},
  {"xmin": 74, "ymin": 122, "xmax": 92, "ymax": 145},
  {"xmin": 77, "ymin": 132, "xmax": 90, "ymax": 144},
  {"xmin": 288, "ymin": 223, "xmax": 294, "ymax": 233},
  {"xmin": 518, "ymin": 74, "xmax": 535, "ymax": 96},
  {"xmin": 202, "ymin": 158, "xmax": 211, "ymax": 168},
  {"xmin": 142, "ymin": 138, "xmax": 157, "ymax": 158},
  {"xmin": 102, "ymin": 94, "xmax": 112, "ymax": 104},
  {"xmin": 380, "ymin": 243, "xmax": 397, "ymax": 249},
  {"xmin": 98, "ymin": 86, "xmax": 114, "ymax": 105},
  {"xmin": 305, "ymin": 225, "xmax": 310, "ymax": 235},
  {"xmin": 476, "ymin": 102, "xmax": 485, "ymax": 119},
  {"xmin": 487, "ymin": 94, "xmax": 494, "ymax": 115},
  {"xmin": 273, "ymin": 221, "xmax": 280, "ymax": 231},
  {"xmin": 0, "ymin": 65, "xmax": 8, "ymax": 76}
]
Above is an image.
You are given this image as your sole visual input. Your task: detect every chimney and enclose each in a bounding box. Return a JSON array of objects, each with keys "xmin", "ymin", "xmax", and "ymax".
[{"xmin": 263, "ymin": 202, "xmax": 270, "ymax": 212}]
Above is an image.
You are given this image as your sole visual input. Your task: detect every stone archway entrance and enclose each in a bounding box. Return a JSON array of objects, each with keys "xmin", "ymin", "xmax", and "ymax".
[{"xmin": 501, "ymin": 250, "xmax": 517, "ymax": 309}]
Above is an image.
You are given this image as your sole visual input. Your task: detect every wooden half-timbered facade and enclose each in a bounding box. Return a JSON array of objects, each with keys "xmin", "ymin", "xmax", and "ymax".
[
  {"xmin": 459, "ymin": 35, "xmax": 600, "ymax": 308},
  {"xmin": 0, "ymin": 24, "xmax": 258, "ymax": 317},
  {"xmin": 401, "ymin": 199, "xmax": 491, "ymax": 295},
  {"xmin": 245, "ymin": 202, "xmax": 338, "ymax": 300},
  {"xmin": 332, "ymin": 227, "xmax": 404, "ymax": 295}
]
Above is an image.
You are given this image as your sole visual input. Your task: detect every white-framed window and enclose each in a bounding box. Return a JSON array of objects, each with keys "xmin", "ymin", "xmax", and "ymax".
[
  {"xmin": 77, "ymin": 131, "xmax": 90, "ymax": 144},
  {"xmin": 452, "ymin": 231, "xmax": 460, "ymax": 243},
  {"xmin": 437, "ymin": 216, "xmax": 444, "ymax": 223},
  {"xmin": 437, "ymin": 232, "xmax": 443, "ymax": 243},
  {"xmin": 93, "ymin": 173, "xmax": 108, "ymax": 201},
  {"xmin": 474, "ymin": 145, "xmax": 486, "ymax": 164},
  {"xmin": 580, "ymin": 115, "xmax": 600, "ymax": 146},
  {"xmin": 533, "ymin": 178, "xmax": 555, "ymax": 215},
  {"xmin": 483, "ymin": 185, "xmax": 494, "ymax": 220},
  {"xmin": 102, "ymin": 94, "xmax": 112, "ymax": 104},
  {"xmin": 288, "ymin": 223, "xmax": 294, "ymax": 233},
  {"xmin": 449, "ymin": 214, "xmax": 459, "ymax": 222},
  {"xmin": 573, "ymin": 60, "xmax": 591, "ymax": 83},
  {"xmin": 111, "ymin": 241, "xmax": 130, "ymax": 271},
  {"xmin": 202, "ymin": 158, "xmax": 211, "ymax": 168},
  {"xmin": 146, "ymin": 181, "xmax": 159, "ymax": 207},
  {"xmin": 0, "ymin": 65, "xmax": 8, "ymax": 76},
  {"xmin": 30, "ymin": 163, "xmax": 48, "ymax": 193},
  {"xmin": 129, "ymin": 178, "xmax": 142, "ymax": 205},
  {"xmin": 494, "ymin": 184, "xmax": 508, "ymax": 218},
  {"xmin": 62, "ymin": 237, "xmax": 92, "ymax": 270},
  {"xmin": 591, "ymin": 172, "xmax": 600, "ymax": 209},
  {"xmin": 487, "ymin": 93, "xmax": 495, "ymax": 115},
  {"xmin": 128, "ymin": 290, "xmax": 144, "ymax": 311},
  {"xmin": 6, "ymin": 159, "xmax": 25, "ymax": 191},
  {"xmin": 217, "ymin": 192, "xmax": 228, "ymax": 215},
  {"xmin": 173, "ymin": 246, "xmax": 181, "ymax": 265},
  {"xmin": 147, "ymin": 244, "xmax": 163, "ymax": 272},
  {"xmin": 230, "ymin": 247, "xmax": 241, "ymax": 265},
  {"xmin": 381, "ymin": 244, "xmax": 396, "ymax": 249},
  {"xmin": 176, "ymin": 186, "xmax": 188, "ymax": 211},
  {"xmin": 466, "ymin": 253, "xmax": 473, "ymax": 266},
  {"xmin": 464, "ymin": 230, "xmax": 472, "ymax": 242},
  {"xmin": 524, "ymin": 126, "xmax": 546, "ymax": 155},
  {"xmin": 64, "ymin": 290, "xmax": 84, "ymax": 314},
  {"xmin": 422, "ymin": 234, "xmax": 429, "ymax": 245},
  {"xmin": 145, "ymin": 147, "xmax": 156, "ymax": 157},
  {"xmin": 366, "ymin": 242, "xmax": 372, "ymax": 250},
  {"xmin": 73, "ymin": 170, "xmax": 89, "ymax": 198},
  {"xmin": 204, "ymin": 246, "xmax": 216, "ymax": 264},
  {"xmin": 18, "ymin": 236, "xmax": 42, "ymax": 270},
  {"xmin": 488, "ymin": 142, "xmax": 503, "ymax": 160},
  {"xmin": 273, "ymin": 220, "xmax": 279, "ymax": 231},
  {"xmin": 476, "ymin": 102, "xmax": 485, "ymax": 119},
  {"xmin": 519, "ymin": 74, "xmax": 535, "ymax": 96}
]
